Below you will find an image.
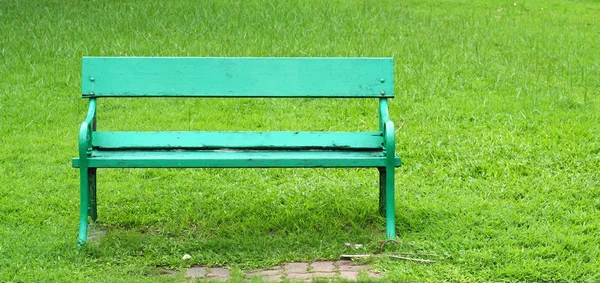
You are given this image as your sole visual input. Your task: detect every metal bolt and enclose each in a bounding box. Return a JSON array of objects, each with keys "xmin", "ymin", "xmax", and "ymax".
[
  {"xmin": 89, "ymin": 91, "xmax": 95, "ymax": 95},
  {"xmin": 89, "ymin": 76, "xmax": 95, "ymax": 82},
  {"xmin": 380, "ymin": 78, "xmax": 385, "ymax": 83},
  {"xmin": 380, "ymin": 90, "xmax": 386, "ymax": 96}
]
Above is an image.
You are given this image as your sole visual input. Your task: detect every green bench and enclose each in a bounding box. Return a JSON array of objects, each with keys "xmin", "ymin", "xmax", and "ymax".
[{"xmin": 72, "ymin": 57, "xmax": 401, "ymax": 246}]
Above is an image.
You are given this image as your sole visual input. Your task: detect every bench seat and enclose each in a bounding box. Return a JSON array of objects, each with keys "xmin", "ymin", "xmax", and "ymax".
[
  {"xmin": 73, "ymin": 150, "xmax": 401, "ymax": 168},
  {"xmin": 90, "ymin": 131, "xmax": 386, "ymax": 150},
  {"xmin": 72, "ymin": 131, "xmax": 400, "ymax": 168}
]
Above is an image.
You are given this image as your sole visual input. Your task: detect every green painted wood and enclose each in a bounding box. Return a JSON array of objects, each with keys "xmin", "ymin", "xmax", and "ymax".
[
  {"xmin": 92, "ymin": 131, "xmax": 384, "ymax": 150},
  {"xmin": 379, "ymin": 98, "xmax": 390, "ymax": 131},
  {"xmin": 81, "ymin": 57, "xmax": 394, "ymax": 98},
  {"xmin": 72, "ymin": 150, "xmax": 402, "ymax": 168},
  {"xmin": 77, "ymin": 99, "xmax": 96, "ymax": 247},
  {"xmin": 383, "ymin": 119, "xmax": 397, "ymax": 240},
  {"xmin": 78, "ymin": 99, "xmax": 96, "ymax": 162}
]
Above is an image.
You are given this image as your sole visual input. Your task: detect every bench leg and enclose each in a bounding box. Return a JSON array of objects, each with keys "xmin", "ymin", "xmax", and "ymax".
[
  {"xmin": 88, "ymin": 168, "xmax": 97, "ymax": 222},
  {"xmin": 77, "ymin": 167, "xmax": 90, "ymax": 247},
  {"xmin": 378, "ymin": 167, "xmax": 387, "ymax": 216},
  {"xmin": 378, "ymin": 167, "xmax": 396, "ymax": 241},
  {"xmin": 385, "ymin": 164, "xmax": 396, "ymax": 240}
]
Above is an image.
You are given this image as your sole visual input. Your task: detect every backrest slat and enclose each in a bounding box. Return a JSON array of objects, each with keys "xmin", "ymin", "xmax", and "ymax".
[{"xmin": 81, "ymin": 57, "xmax": 394, "ymax": 98}]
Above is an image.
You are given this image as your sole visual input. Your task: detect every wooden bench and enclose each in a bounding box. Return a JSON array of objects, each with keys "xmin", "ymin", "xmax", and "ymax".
[{"xmin": 72, "ymin": 57, "xmax": 401, "ymax": 246}]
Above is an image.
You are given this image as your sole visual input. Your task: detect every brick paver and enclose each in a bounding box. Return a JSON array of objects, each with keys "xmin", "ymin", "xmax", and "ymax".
[
  {"xmin": 310, "ymin": 261, "xmax": 335, "ymax": 272},
  {"xmin": 262, "ymin": 275, "xmax": 283, "ymax": 282},
  {"xmin": 185, "ymin": 260, "xmax": 382, "ymax": 281},
  {"xmin": 207, "ymin": 267, "xmax": 230, "ymax": 280},
  {"xmin": 334, "ymin": 260, "xmax": 354, "ymax": 267},
  {"xmin": 312, "ymin": 272, "xmax": 336, "ymax": 278},
  {"xmin": 337, "ymin": 264, "xmax": 369, "ymax": 272},
  {"xmin": 255, "ymin": 269, "xmax": 282, "ymax": 276},
  {"xmin": 285, "ymin": 262, "xmax": 310, "ymax": 273},
  {"xmin": 185, "ymin": 266, "xmax": 206, "ymax": 279},
  {"xmin": 339, "ymin": 271, "xmax": 359, "ymax": 280},
  {"xmin": 246, "ymin": 267, "xmax": 284, "ymax": 280},
  {"xmin": 286, "ymin": 272, "xmax": 313, "ymax": 281}
]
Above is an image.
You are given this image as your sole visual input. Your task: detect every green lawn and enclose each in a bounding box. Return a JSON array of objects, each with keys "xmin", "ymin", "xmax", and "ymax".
[{"xmin": 1, "ymin": 0, "xmax": 599, "ymax": 281}]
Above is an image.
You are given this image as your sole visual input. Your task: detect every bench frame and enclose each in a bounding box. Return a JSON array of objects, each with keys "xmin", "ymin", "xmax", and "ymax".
[{"xmin": 73, "ymin": 57, "xmax": 401, "ymax": 246}]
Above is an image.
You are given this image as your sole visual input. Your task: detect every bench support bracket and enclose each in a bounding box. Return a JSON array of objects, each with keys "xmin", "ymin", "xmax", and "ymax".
[
  {"xmin": 77, "ymin": 99, "xmax": 96, "ymax": 247},
  {"xmin": 380, "ymin": 98, "xmax": 397, "ymax": 241}
]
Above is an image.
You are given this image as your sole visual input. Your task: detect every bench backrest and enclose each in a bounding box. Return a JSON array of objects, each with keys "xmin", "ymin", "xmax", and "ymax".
[{"xmin": 81, "ymin": 57, "xmax": 394, "ymax": 98}]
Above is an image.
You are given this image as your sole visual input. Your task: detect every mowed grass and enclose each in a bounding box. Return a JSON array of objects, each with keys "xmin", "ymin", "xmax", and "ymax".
[{"xmin": 0, "ymin": 0, "xmax": 599, "ymax": 281}]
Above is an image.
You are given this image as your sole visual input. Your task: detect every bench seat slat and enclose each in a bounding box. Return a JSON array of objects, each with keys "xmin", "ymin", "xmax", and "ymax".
[
  {"xmin": 92, "ymin": 131, "xmax": 384, "ymax": 150},
  {"xmin": 73, "ymin": 150, "xmax": 401, "ymax": 168}
]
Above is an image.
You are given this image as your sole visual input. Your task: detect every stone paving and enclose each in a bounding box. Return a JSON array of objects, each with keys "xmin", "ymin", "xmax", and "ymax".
[{"xmin": 185, "ymin": 260, "xmax": 382, "ymax": 282}]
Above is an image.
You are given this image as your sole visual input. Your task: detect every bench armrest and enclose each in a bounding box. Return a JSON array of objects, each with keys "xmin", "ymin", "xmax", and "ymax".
[
  {"xmin": 383, "ymin": 120, "xmax": 395, "ymax": 160},
  {"xmin": 78, "ymin": 99, "xmax": 96, "ymax": 161},
  {"xmin": 379, "ymin": 98, "xmax": 391, "ymax": 127},
  {"xmin": 379, "ymin": 98, "xmax": 395, "ymax": 160}
]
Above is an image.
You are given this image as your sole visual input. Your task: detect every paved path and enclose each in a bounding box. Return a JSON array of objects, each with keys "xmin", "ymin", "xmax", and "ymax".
[{"xmin": 185, "ymin": 260, "xmax": 381, "ymax": 281}]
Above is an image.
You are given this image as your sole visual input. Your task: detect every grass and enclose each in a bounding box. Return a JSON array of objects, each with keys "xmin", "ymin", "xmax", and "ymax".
[{"xmin": 0, "ymin": 0, "xmax": 599, "ymax": 281}]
